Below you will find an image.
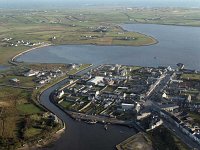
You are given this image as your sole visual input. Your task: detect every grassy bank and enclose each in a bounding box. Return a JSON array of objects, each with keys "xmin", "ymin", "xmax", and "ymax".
[
  {"xmin": 0, "ymin": 63, "xmax": 91, "ymax": 149},
  {"xmin": 181, "ymin": 73, "xmax": 200, "ymax": 81},
  {"xmin": 116, "ymin": 125, "xmax": 189, "ymax": 150},
  {"xmin": 148, "ymin": 126, "xmax": 189, "ymax": 150}
]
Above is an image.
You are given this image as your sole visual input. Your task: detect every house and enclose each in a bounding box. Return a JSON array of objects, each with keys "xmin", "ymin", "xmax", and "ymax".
[
  {"xmin": 121, "ymin": 103, "xmax": 135, "ymax": 111},
  {"xmin": 149, "ymin": 116, "xmax": 163, "ymax": 130},
  {"xmin": 10, "ymin": 78, "xmax": 20, "ymax": 83},
  {"xmin": 177, "ymin": 63, "xmax": 185, "ymax": 70},
  {"xmin": 104, "ymin": 101, "xmax": 112, "ymax": 108},
  {"xmin": 24, "ymin": 70, "xmax": 39, "ymax": 77},
  {"xmin": 167, "ymin": 66, "xmax": 173, "ymax": 71},
  {"xmin": 137, "ymin": 112, "xmax": 151, "ymax": 120},
  {"xmin": 186, "ymin": 95, "xmax": 192, "ymax": 103},
  {"xmin": 160, "ymin": 104, "xmax": 179, "ymax": 112},
  {"xmin": 135, "ymin": 103, "xmax": 141, "ymax": 112},
  {"xmin": 57, "ymin": 90, "xmax": 64, "ymax": 99},
  {"xmin": 104, "ymin": 78, "xmax": 114, "ymax": 85},
  {"xmin": 162, "ymin": 92, "xmax": 168, "ymax": 99},
  {"xmin": 87, "ymin": 76, "xmax": 104, "ymax": 85}
]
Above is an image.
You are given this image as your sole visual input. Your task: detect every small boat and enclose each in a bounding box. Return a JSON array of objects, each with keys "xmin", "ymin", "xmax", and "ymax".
[
  {"xmin": 120, "ymin": 131, "xmax": 124, "ymax": 133},
  {"xmin": 89, "ymin": 120, "xmax": 97, "ymax": 124},
  {"xmin": 104, "ymin": 125, "xmax": 108, "ymax": 130},
  {"xmin": 85, "ymin": 120, "xmax": 97, "ymax": 124}
]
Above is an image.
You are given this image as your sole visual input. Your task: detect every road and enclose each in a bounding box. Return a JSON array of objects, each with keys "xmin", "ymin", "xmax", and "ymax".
[
  {"xmin": 152, "ymin": 101, "xmax": 200, "ymax": 149},
  {"xmin": 144, "ymin": 71, "xmax": 200, "ymax": 149},
  {"xmin": 164, "ymin": 119, "xmax": 200, "ymax": 150},
  {"xmin": 0, "ymin": 84, "xmax": 33, "ymax": 90}
]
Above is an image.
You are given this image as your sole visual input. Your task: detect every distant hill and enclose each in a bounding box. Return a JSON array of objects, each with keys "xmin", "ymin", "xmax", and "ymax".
[{"xmin": 0, "ymin": 0, "xmax": 200, "ymax": 9}]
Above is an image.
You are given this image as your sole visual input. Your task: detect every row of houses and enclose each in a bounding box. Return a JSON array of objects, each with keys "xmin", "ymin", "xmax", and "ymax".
[
  {"xmin": 24, "ymin": 69, "xmax": 64, "ymax": 85},
  {"xmin": 160, "ymin": 109, "xmax": 200, "ymax": 145},
  {"xmin": 2, "ymin": 37, "xmax": 44, "ymax": 47}
]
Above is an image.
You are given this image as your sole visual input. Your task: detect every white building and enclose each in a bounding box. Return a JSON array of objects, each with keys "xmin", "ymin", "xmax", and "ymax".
[
  {"xmin": 160, "ymin": 104, "xmax": 179, "ymax": 112},
  {"xmin": 87, "ymin": 76, "xmax": 104, "ymax": 85},
  {"xmin": 135, "ymin": 103, "xmax": 141, "ymax": 112},
  {"xmin": 137, "ymin": 112, "xmax": 151, "ymax": 120},
  {"xmin": 10, "ymin": 78, "xmax": 20, "ymax": 83},
  {"xmin": 57, "ymin": 90, "xmax": 64, "ymax": 99},
  {"xmin": 24, "ymin": 70, "xmax": 39, "ymax": 77},
  {"xmin": 121, "ymin": 103, "xmax": 134, "ymax": 111},
  {"xmin": 162, "ymin": 92, "xmax": 168, "ymax": 99},
  {"xmin": 150, "ymin": 119, "xmax": 163, "ymax": 130}
]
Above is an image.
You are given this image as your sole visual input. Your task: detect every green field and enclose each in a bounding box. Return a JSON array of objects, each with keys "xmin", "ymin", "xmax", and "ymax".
[
  {"xmin": 17, "ymin": 103, "xmax": 42, "ymax": 115},
  {"xmin": 68, "ymin": 64, "xmax": 91, "ymax": 75},
  {"xmin": 0, "ymin": 75, "xmax": 36, "ymax": 87},
  {"xmin": 60, "ymin": 101, "xmax": 74, "ymax": 109},
  {"xmin": 181, "ymin": 73, "xmax": 200, "ymax": 81},
  {"xmin": 148, "ymin": 126, "xmax": 189, "ymax": 150},
  {"xmin": 0, "ymin": 79, "xmax": 58, "ymax": 148},
  {"xmin": 188, "ymin": 112, "xmax": 200, "ymax": 125},
  {"xmin": 25, "ymin": 127, "xmax": 43, "ymax": 138}
]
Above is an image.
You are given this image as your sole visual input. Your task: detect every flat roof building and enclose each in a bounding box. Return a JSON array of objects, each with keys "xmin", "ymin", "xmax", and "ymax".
[{"xmin": 87, "ymin": 76, "xmax": 104, "ymax": 85}]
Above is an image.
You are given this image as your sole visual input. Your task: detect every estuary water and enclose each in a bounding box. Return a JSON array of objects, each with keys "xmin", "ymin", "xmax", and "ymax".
[
  {"xmin": 17, "ymin": 24, "xmax": 200, "ymax": 70},
  {"xmin": 0, "ymin": 66, "xmax": 9, "ymax": 71}
]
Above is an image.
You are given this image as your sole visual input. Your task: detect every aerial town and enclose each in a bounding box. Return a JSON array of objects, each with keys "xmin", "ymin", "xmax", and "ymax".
[
  {"xmin": 50, "ymin": 63, "xmax": 200, "ymax": 146},
  {"xmin": 1, "ymin": 1, "xmax": 200, "ymax": 149},
  {"xmin": 2, "ymin": 59, "xmax": 200, "ymax": 149}
]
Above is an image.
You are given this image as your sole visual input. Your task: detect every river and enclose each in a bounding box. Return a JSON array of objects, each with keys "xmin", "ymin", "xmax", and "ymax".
[
  {"xmin": 16, "ymin": 24, "xmax": 200, "ymax": 70},
  {"xmin": 0, "ymin": 66, "xmax": 10, "ymax": 71}
]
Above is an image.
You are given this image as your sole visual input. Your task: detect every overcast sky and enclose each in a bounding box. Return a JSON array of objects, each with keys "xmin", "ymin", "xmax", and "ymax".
[{"xmin": 0, "ymin": 0, "xmax": 200, "ymax": 9}]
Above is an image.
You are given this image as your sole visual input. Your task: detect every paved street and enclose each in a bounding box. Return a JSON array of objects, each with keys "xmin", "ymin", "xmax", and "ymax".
[{"xmin": 144, "ymin": 71, "xmax": 200, "ymax": 149}]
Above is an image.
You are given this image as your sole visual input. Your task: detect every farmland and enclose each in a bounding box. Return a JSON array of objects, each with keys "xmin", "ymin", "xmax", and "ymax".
[{"xmin": 1, "ymin": 7, "xmax": 200, "ymax": 65}]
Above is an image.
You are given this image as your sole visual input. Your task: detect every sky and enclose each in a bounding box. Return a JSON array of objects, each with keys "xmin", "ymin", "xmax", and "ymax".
[{"xmin": 0, "ymin": 0, "xmax": 200, "ymax": 9}]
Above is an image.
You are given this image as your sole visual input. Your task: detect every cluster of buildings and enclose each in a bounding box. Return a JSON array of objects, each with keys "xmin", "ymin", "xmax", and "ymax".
[
  {"xmin": 24, "ymin": 69, "xmax": 64, "ymax": 85},
  {"xmin": 53, "ymin": 63, "xmax": 200, "ymax": 146},
  {"xmin": 92, "ymin": 26, "xmax": 109, "ymax": 32},
  {"xmin": 1, "ymin": 37, "xmax": 44, "ymax": 47},
  {"xmin": 137, "ymin": 65, "xmax": 200, "ymax": 145},
  {"xmin": 50, "ymin": 63, "xmax": 200, "ymax": 148},
  {"xmin": 157, "ymin": 68, "xmax": 200, "ymax": 144},
  {"xmin": 56, "ymin": 64, "xmax": 168, "ymax": 120}
]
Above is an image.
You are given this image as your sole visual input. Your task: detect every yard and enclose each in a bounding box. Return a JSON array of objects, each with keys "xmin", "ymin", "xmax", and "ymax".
[
  {"xmin": 17, "ymin": 103, "xmax": 42, "ymax": 115},
  {"xmin": 181, "ymin": 73, "xmax": 200, "ymax": 81},
  {"xmin": 25, "ymin": 127, "xmax": 43, "ymax": 138},
  {"xmin": 188, "ymin": 112, "xmax": 200, "ymax": 125},
  {"xmin": 148, "ymin": 126, "xmax": 189, "ymax": 150}
]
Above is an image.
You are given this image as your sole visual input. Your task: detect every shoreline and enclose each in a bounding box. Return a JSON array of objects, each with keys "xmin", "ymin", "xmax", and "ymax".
[
  {"xmin": 117, "ymin": 25, "xmax": 159, "ymax": 46},
  {"xmin": 11, "ymin": 26, "xmax": 158, "ymax": 66},
  {"xmin": 125, "ymin": 22, "xmax": 200, "ymax": 28},
  {"xmin": 17, "ymin": 125, "xmax": 65, "ymax": 150},
  {"xmin": 11, "ymin": 43, "xmax": 52, "ymax": 63},
  {"xmin": 11, "ymin": 40, "xmax": 158, "ymax": 66},
  {"xmin": 50, "ymin": 35, "xmax": 158, "ymax": 47}
]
